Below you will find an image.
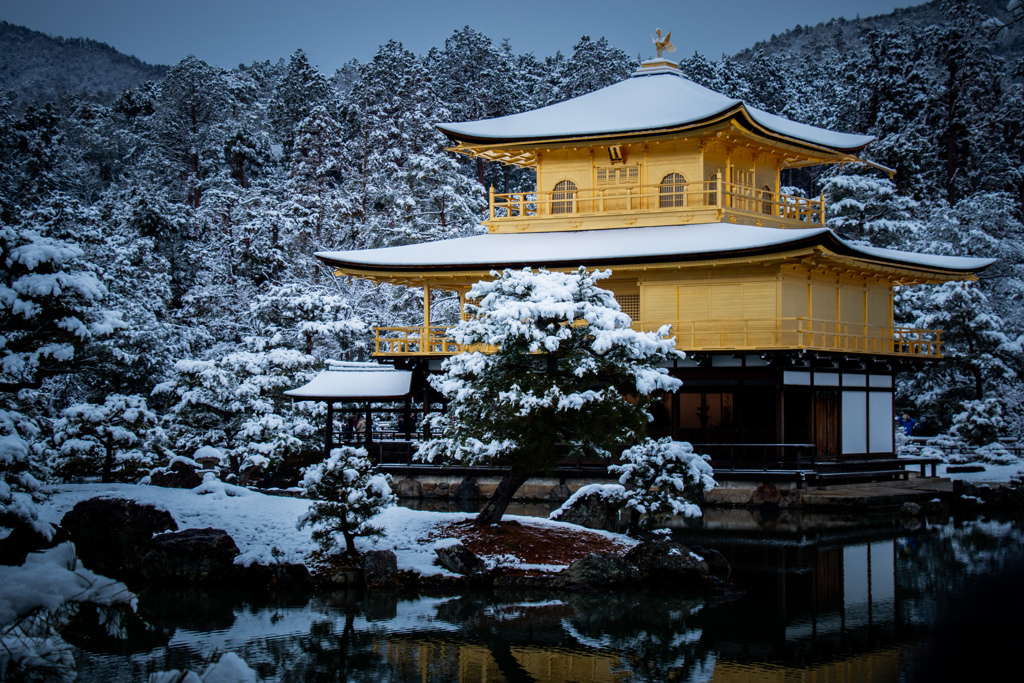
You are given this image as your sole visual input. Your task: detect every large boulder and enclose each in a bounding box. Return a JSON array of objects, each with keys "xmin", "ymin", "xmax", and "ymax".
[
  {"xmin": 61, "ymin": 497, "xmax": 178, "ymax": 578},
  {"xmin": 625, "ymin": 540, "xmax": 711, "ymax": 590},
  {"xmin": 434, "ymin": 543, "xmax": 489, "ymax": 579},
  {"xmin": 363, "ymin": 549, "xmax": 400, "ymax": 587},
  {"xmin": 555, "ymin": 552, "xmax": 641, "ymax": 590},
  {"xmin": 451, "ymin": 477, "xmax": 479, "ymax": 501},
  {"xmin": 392, "ymin": 477, "xmax": 422, "ymax": 498},
  {"xmin": 141, "ymin": 528, "xmax": 239, "ymax": 584},
  {"xmin": 549, "ymin": 484, "xmax": 626, "ymax": 533}
]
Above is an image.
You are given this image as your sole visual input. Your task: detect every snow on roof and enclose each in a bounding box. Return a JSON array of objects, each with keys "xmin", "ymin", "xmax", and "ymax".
[
  {"xmin": 315, "ymin": 224, "xmax": 994, "ymax": 274},
  {"xmin": 285, "ymin": 368, "xmax": 413, "ymax": 401},
  {"xmin": 438, "ymin": 66, "xmax": 874, "ymax": 153}
]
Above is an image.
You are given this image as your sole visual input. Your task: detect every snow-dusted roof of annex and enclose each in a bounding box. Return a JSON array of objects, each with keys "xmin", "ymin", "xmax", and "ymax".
[
  {"xmin": 315, "ymin": 224, "xmax": 994, "ymax": 279},
  {"xmin": 284, "ymin": 362, "xmax": 413, "ymax": 401},
  {"xmin": 437, "ymin": 60, "xmax": 875, "ymax": 155}
]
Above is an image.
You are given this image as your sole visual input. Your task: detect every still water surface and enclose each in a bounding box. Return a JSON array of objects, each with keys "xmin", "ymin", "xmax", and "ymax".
[{"xmin": 70, "ymin": 509, "xmax": 1023, "ymax": 682}]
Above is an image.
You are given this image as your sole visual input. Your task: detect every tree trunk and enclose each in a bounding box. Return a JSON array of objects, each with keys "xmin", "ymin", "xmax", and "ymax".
[
  {"xmin": 102, "ymin": 437, "xmax": 114, "ymax": 483},
  {"xmin": 476, "ymin": 466, "xmax": 532, "ymax": 525}
]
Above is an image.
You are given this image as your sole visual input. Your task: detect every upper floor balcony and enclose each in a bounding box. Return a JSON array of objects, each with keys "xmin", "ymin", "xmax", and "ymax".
[
  {"xmin": 485, "ymin": 179, "xmax": 824, "ymax": 233},
  {"xmin": 372, "ymin": 319, "xmax": 941, "ymax": 359}
]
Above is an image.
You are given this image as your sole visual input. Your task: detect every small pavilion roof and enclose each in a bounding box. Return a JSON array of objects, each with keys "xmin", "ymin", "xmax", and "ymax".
[
  {"xmin": 315, "ymin": 224, "xmax": 994, "ymax": 277},
  {"xmin": 285, "ymin": 362, "xmax": 412, "ymax": 401},
  {"xmin": 438, "ymin": 61, "xmax": 874, "ymax": 154}
]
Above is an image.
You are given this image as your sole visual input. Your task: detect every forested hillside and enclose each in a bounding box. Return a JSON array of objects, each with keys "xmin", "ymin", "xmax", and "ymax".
[
  {"xmin": 0, "ymin": 21, "xmax": 167, "ymax": 106},
  {"xmin": 1, "ymin": 0, "xmax": 1021, "ymax": 490}
]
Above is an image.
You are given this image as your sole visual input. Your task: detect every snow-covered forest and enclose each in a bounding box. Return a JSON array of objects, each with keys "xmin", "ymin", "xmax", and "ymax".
[{"xmin": 3, "ymin": 0, "xmax": 1024, "ymax": 495}]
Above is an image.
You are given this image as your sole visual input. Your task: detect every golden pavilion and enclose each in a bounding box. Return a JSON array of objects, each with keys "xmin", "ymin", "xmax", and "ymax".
[{"xmin": 309, "ymin": 57, "xmax": 993, "ymax": 482}]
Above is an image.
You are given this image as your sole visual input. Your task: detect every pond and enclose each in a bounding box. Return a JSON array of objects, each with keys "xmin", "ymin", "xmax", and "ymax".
[{"xmin": 66, "ymin": 509, "xmax": 1024, "ymax": 682}]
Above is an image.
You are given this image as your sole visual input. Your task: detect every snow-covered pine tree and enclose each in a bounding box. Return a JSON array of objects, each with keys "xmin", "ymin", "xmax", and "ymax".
[
  {"xmin": 0, "ymin": 221, "xmax": 125, "ymax": 392},
  {"xmin": 298, "ymin": 446, "xmax": 395, "ymax": 556},
  {"xmin": 823, "ymin": 172, "xmax": 921, "ymax": 248},
  {"xmin": 418, "ymin": 267, "xmax": 683, "ymax": 525},
  {"xmin": 610, "ymin": 438, "xmax": 717, "ymax": 535},
  {"xmin": 551, "ymin": 36, "xmax": 635, "ymax": 104},
  {"xmin": 50, "ymin": 393, "xmax": 165, "ymax": 482}
]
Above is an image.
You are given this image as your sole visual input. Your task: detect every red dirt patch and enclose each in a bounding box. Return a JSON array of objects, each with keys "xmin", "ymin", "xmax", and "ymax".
[{"xmin": 429, "ymin": 519, "xmax": 634, "ymax": 574}]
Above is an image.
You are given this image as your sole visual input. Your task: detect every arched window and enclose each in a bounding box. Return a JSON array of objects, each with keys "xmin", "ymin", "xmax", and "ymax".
[
  {"xmin": 551, "ymin": 180, "xmax": 577, "ymax": 214},
  {"xmin": 761, "ymin": 185, "xmax": 773, "ymax": 215},
  {"xmin": 707, "ymin": 172, "xmax": 718, "ymax": 206},
  {"xmin": 659, "ymin": 173, "xmax": 687, "ymax": 208}
]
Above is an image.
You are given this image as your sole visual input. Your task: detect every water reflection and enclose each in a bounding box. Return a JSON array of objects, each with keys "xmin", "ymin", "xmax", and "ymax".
[{"xmin": 69, "ymin": 512, "xmax": 1024, "ymax": 682}]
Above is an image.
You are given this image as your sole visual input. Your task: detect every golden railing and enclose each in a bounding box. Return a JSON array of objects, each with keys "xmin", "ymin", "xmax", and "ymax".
[
  {"xmin": 374, "ymin": 326, "xmax": 461, "ymax": 355},
  {"xmin": 639, "ymin": 318, "xmax": 941, "ymax": 357},
  {"xmin": 373, "ymin": 319, "xmax": 941, "ymax": 358},
  {"xmin": 489, "ymin": 181, "xmax": 825, "ymax": 225}
]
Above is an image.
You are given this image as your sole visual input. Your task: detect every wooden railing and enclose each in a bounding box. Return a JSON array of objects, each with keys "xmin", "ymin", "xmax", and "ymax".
[
  {"xmin": 374, "ymin": 326, "xmax": 460, "ymax": 355},
  {"xmin": 373, "ymin": 318, "xmax": 941, "ymax": 358},
  {"xmin": 489, "ymin": 181, "xmax": 825, "ymax": 226},
  {"xmin": 640, "ymin": 318, "xmax": 941, "ymax": 357}
]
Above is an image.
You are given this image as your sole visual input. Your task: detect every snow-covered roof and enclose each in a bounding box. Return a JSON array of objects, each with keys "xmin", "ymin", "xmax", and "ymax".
[
  {"xmin": 316, "ymin": 224, "xmax": 994, "ymax": 275},
  {"xmin": 438, "ymin": 62, "xmax": 874, "ymax": 153},
  {"xmin": 285, "ymin": 367, "xmax": 413, "ymax": 401}
]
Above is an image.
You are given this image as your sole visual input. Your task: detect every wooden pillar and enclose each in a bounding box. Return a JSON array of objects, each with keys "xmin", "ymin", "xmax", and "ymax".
[
  {"xmin": 324, "ymin": 402, "xmax": 334, "ymax": 460},
  {"xmin": 403, "ymin": 395, "xmax": 412, "ymax": 440},
  {"xmin": 365, "ymin": 401, "xmax": 373, "ymax": 445},
  {"xmin": 422, "ymin": 280, "xmax": 431, "ymax": 351}
]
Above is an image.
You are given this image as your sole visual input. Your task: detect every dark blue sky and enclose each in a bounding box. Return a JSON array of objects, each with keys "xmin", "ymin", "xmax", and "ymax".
[{"xmin": 2, "ymin": 0, "xmax": 930, "ymax": 72}]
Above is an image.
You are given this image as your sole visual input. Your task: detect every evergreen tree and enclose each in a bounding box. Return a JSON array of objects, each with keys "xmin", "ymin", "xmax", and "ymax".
[
  {"xmin": 552, "ymin": 36, "xmax": 635, "ymax": 103},
  {"xmin": 50, "ymin": 393, "xmax": 165, "ymax": 482},
  {"xmin": 298, "ymin": 446, "xmax": 395, "ymax": 556},
  {"xmin": 419, "ymin": 267, "xmax": 683, "ymax": 524}
]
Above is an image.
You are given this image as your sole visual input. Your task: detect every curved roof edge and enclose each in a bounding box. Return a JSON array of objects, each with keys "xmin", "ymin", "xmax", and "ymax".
[
  {"xmin": 438, "ymin": 69, "xmax": 874, "ymax": 154},
  {"xmin": 315, "ymin": 225, "xmax": 993, "ymax": 277}
]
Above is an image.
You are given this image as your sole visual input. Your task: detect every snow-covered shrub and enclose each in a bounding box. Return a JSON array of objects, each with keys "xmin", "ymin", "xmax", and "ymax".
[
  {"xmin": 975, "ymin": 441, "xmax": 1018, "ymax": 465},
  {"xmin": 0, "ymin": 407, "xmax": 51, "ymax": 541},
  {"xmin": 50, "ymin": 394, "xmax": 166, "ymax": 482},
  {"xmin": 610, "ymin": 438, "xmax": 716, "ymax": 535},
  {"xmin": 155, "ymin": 348, "xmax": 321, "ymax": 475},
  {"xmin": 950, "ymin": 398, "xmax": 1005, "ymax": 447},
  {"xmin": 419, "ymin": 266, "xmax": 683, "ymax": 524},
  {"xmin": 297, "ymin": 447, "xmax": 395, "ymax": 556}
]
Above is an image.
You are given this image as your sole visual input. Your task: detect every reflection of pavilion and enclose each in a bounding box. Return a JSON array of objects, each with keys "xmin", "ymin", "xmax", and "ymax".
[{"xmin": 677, "ymin": 510, "xmax": 911, "ymax": 678}]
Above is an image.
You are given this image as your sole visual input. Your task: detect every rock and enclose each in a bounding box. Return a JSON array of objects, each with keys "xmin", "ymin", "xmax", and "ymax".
[
  {"xmin": 141, "ymin": 528, "xmax": 239, "ymax": 584},
  {"xmin": 363, "ymin": 549, "xmax": 400, "ymax": 587},
  {"xmin": 550, "ymin": 485, "xmax": 625, "ymax": 533},
  {"xmin": 452, "ymin": 477, "xmax": 479, "ymax": 501},
  {"xmin": 555, "ymin": 552, "xmax": 640, "ymax": 590},
  {"xmin": 392, "ymin": 477, "xmax": 422, "ymax": 498},
  {"xmin": 434, "ymin": 543, "xmax": 489, "ymax": 579},
  {"xmin": 0, "ymin": 521, "xmax": 60, "ymax": 566},
  {"xmin": 237, "ymin": 562, "xmax": 313, "ymax": 589},
  {"xmin": 901, "ymin": 502, "xmax": 922, "ymax": 516},
  {"xmin": 750, "ymin": 484, "xmax": 782, "ymax": 507},
  {"xmin": 688, "ymin": 545, "xmax": 731, "ymax": 581},
  {"xmin": 625, "ymin": 540, "xmax": 710, "ymax": 590},
  {"xmin": 546, "ymin": 484, "xmax": 571, "ymax": 501},
  {"xmin": 61, "ymin": 497, "xmax": 178, "ymax": 578},
  {"xmin": 149, "ymin": 467, "xmax": 203, "ymax": 489}
]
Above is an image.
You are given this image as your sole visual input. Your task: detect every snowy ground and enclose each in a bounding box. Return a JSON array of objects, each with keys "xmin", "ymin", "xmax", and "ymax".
[
  {"xmin": 935, "ymin": 460, "xmax": 1024, "ymax": 483},
  {"xmin": 35, "ymin": 482, "xmax": 630, "ymax": 575}
]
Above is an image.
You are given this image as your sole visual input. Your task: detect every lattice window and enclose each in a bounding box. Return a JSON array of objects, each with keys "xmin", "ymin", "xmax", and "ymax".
[
  {"xmin": 707, "ymin": 172, "xmax": 718, "ymax": 205},
  {"xmin": 659, "ymin": 173, "xmax": 687, "ymax": 208},
  {"xmin": 596, "ymin": 166, "xmax": 640, "ymax": 186},
  {"xmin": 551, "ymin": 180, "xmax": 577, "ymax": 214},
  {"xmin": 761, "ymin": 185, "xmax": 773, "ymax": 215},
  {"xmin": 618, "ymin": 294, "xmax": 640, "ymax": 321}
]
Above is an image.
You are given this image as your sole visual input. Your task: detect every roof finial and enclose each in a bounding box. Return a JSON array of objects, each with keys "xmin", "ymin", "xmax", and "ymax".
[{"xmin": 651, "ymin": 28, "xmax": 676, "ymax": 59}]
